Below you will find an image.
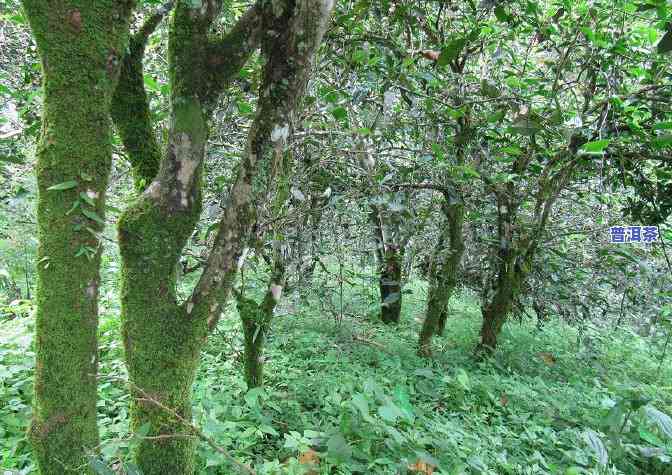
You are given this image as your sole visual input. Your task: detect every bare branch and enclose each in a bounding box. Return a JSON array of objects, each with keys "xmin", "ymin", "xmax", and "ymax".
[{"xmin": 103, "ymin": 376, "xmax": 256, "ymax": 475}]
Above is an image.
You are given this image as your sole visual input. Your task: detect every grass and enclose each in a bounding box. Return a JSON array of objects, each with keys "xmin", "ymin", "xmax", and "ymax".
[{"xmin": 2, "ymin": 278, "xmax": 672, "ymax": 474}]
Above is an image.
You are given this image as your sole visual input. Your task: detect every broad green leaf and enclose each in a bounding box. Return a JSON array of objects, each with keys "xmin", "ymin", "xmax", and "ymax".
[
  {"xmin": 82, "ymin": 208, "xmax": 105, "ymax": 225},
  {"xmin": 47, "ymin": 180, "xmax": 78, "ymax": 191},
  {"xmin": 584, "ymin": 429, "xmax": 608, "ymax": 466},
  {"xmin": 351, "ymin": 393, "xmax": 369, "ymax": 416},
  {"xmin": 327, "ymin": 433, "xmax": 352, "ymax": 461},
  {"xmin": 330, "ymin": 107, "xmax": 348, "ymax": 121},
  {"xmin": 645, "ymin": 406, "xmax": 672, "ymax": 438},
  {"xmin": 580, "ymin": 139, "xmax": 610, "ymax": 153},
  {"xmin": 88, "ymin": 458, "xmax": 115, "ymax": 475},
  {"xmin": 237, "ymin": 100, "xmax": 253, "ymax": 115},
  {"xmin": 652, "ymin": 134, "xmax": 672, "ymax": 149},
  {"xmin": 438, "ymin": 37, "xmax": 466, "ymax": 66}
]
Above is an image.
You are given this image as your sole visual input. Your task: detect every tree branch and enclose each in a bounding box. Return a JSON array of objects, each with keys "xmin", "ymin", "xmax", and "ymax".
[
  {"xmin": 111, "ymin": 2, "xmax": 174, "ymax": 190},
  {"xmin": 202, "ymin": 4, "xmax": 263, "ymax": 104},
  {"xmin": 104, "ymin": 376, "xmax": 256, "ymax": 475},
  {"xmin": 187, "ymin": 0, "xmax": 335, "ymax": 326}
]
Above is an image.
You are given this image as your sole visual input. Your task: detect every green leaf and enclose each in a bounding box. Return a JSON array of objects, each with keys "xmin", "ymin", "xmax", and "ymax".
[
  {"xmin": 640, "ymin": 428, "xmax": 664, "ymax": 446},
  {"xmin": 327, "ymin": 433, "xmax": 352, "ymax": 462},
  {"xmin": 237, "ymin": 100, "xmax": 254, "ymax": 115},
  {"xmin": 351, "ymin": 393, "xmax": 369, "ymax": 416},
  {"xmin": 652, "ymin": 134, "xmax": 672, "ymax": 149},
  {"xmin": 645, "ymin": 406, "xmax": 672, "ymax": 438},
  {"xmin": 47, "ymin": 180, "xmax": 78, "ymax": 191},
  {"xmin": 494, "ymin": 5, "xmax": 510, "ymax": 22},
  {"xmin": 580, "ymin": 139, "xmax": 610, "ymax": 154},
  {"xmin": 456, "ymin": 369, "xmax": 470, "ymax": 389},
  {"xmin": 330, "ymin": 106, "xmax": 348, "ymax": 122},
  {"xmin": 88, "ymin": 458, "xmax": 115, "ymax": 475},
  {"xmin": 487, "ymin": 110, "xmax": 506, "ymax": 123},
  {"xmin": 438, "ymin": 37, "xmax": 466, "ymax": 66},
  {"xmin": 144, "ymin": 74, "xmax": 160, "ymax": 91},
  {"xmin": 653, "ymin": 121, "xmax": 672, "ymax": 130},
  {"xmin": 80, "ymin": 192, "xmax": 96, "ymax": 207},
  {"xmin": 584, "ymin": 429, "xmax": 608, "ymax": 466},
  {"xmin": 122, "ymin": 463, "xmax": 143, "ymax": 475},
  {"xmin": 82, "ymin": 208, "xmax": 105, "ymax": 225},
  {"xmin": 378, "ymin": 402, "xmax": 404, "ymax": 422},
  {"xmin": 244, "ymin": 387, "xmax": 265, "ymax": 408}
]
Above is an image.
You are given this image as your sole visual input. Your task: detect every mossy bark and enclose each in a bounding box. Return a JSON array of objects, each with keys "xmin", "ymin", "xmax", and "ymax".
[
  {"xmin": 369, "ymin": 206, "xmax": 405, "ymax": 324},
  {"xmin": 477, "ymin": 264, "xmax": 523, "ymax": 355},
  {"xmin": 237, "ymin": 260, "xmax": 286, "ymax": 389},
  {"xmin": 418, "ymin": 196, "xmax": 464, "ymax": 357},
  {"xmin": 117, "ymin": 4, "xmax": 210, "ymax": 473},
  {"xmin": 379, "ymin": 246, "xmax": 404, "ymax": 324},
  {"xmin": 21, "ymin": 2, "xmax": 134, "ymax": 473},
  {"xmin": 112, "ymin": 1, "xmax": 332, "ymax": 472}
]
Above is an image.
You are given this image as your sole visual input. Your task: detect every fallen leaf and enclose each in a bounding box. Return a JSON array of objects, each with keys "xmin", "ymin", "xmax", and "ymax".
[
  {"xmin": 500, "ymin": 393, "xmax": 509, "ymax": 407},
  {"xmin": 408, "ymin": 460, "xmax": 435, "ymax": 474},
  {"xmin": 299, "ymin": 449, "xmax": 319, "ymax": 474},
  {"xmin": 538, "ymin": 352, "xmax": 557, "ymax": 365},
  {"xmin": 69, "ymin": 10, "xmax": 82, "ymax": 32},
  {"xmin": 421, "ymin": 50, "xmax": 440, "ymax": 61}
]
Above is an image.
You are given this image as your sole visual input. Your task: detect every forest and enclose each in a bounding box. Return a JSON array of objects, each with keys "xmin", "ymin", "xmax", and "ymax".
[{"xmin": 1, "ymin": 0, "xmax": 672, "ymax": 473}]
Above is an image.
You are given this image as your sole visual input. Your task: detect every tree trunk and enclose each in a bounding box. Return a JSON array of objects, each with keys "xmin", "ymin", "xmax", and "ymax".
[
  {"xmin": 237, "ymin": 259, "xmax": 286, "ymax": 388},
  {"xmin": 111, "ymin": 1, "xmax": 333, "ymax": 471},
  {"xmin": 476, "ymin": 261, "xmax": 523, "ymax": 356},
  {"xmin": 418, "ymin": 196, "xmax": 464, "ymax": 356},
  {"xmin": 379, "ymin": 246, "xmax": 404, "ymax": 324},
  {"xmin": 22, "ymin": 2, "xmax": 134, "ymax": 472}
]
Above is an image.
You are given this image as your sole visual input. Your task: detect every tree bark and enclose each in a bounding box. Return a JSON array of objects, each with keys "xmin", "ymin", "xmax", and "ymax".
[
  {"xmin": 418, "ymin": 194, "xmax": 464, "ymax": 356},
  {"xmin": 379, "ymin": 245, "xmax": 404, "ymax": 324},
  {"xmin": 237, "ymin": 257, "xmax": 286, "ymax": 388},
  {"xmin": 111, "ymin": 1, "xmax": 333, "ymax": 472},
  {"xmin": 21, "ymin": 2, "xmax": 134, "ymax": 472}
]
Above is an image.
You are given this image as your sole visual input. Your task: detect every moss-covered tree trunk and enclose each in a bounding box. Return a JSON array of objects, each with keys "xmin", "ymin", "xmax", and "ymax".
[
  {"xmin": 379, "ymin": 245, "xmax": 404, "ymax": 324},
  {"xmin": 369, "ymin": 206, "xmax": 405, "ymax": 324},
  {"xmin": 418, "ymin": 194, "xmax": 464, "ymax": 356},
  {"xmin": 113, "ymin": 4, "xmax": 252, "ymax": 472},
  {"xmin": 476, "ymin": 197, "xmax": 525, "ymax": 356},
  {"xmin": 237, "ymin": 258, "xmax": 286, "ymax": 388},
  {"xmin": 111, "ymin": 1, "xmax": 333, "ymax": 472},
  {"xmin": 21, "ymin": 2, "xmax": 134, "ymax": 472},
  {"xmin": 477, "ymin": 265, "xmax": 522, "ymax": 354}
]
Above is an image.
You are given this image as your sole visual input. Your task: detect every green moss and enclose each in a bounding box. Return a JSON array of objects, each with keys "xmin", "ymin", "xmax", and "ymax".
[
  {"xmin": 20, "ymin": 1, "xmax": 135, "ymax": 473},
  {"xmin": 118, "ymin": 192, "xmax": 204, "ymax": 475},
  {"xmin": 111, "ymin": 38, "xmax": 161, "ymax": 191}
]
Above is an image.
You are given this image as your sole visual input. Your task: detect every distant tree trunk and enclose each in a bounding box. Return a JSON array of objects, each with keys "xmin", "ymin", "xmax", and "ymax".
[
  {"xmin": 237, "ymin": 257, "xmax": 286, "ymax": 388},
  {"xmin": 21, "ymin": 2, "xmax": 134, "ymax": 472},
  {"xmin": 370, "ymin": 206, "xmax": 405, "ymax": 323},
  {"xmin": 379, "ymin": 245, "xmax": 404, "ymax": 323},
  {"xmin": 477, "ymin": 267, "xmax": 522, "ymax": 354},
  {"xmin": 476, "ymin": 197, "xmax": 525, "ymax": 356},
  {"xmin": 418, "ymin": 194, "xmax": 464, "ymax": 356}
]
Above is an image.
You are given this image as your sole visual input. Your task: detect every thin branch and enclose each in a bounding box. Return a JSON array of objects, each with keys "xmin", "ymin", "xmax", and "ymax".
[{"xmin": 105, "ymin": 376, "xmax": 256, "ymax": 475}]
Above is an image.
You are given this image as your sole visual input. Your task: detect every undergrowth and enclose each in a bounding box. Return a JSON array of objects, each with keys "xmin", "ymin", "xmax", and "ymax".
[{"xmin": 2, "ymin": 281, "xmax": 672, "ymax": 474}]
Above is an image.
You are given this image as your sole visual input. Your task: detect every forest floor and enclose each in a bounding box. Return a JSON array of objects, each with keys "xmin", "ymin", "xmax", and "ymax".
[{"xmin": 2, "ymin": 281, "xmax": 672, "ymax": 474}]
